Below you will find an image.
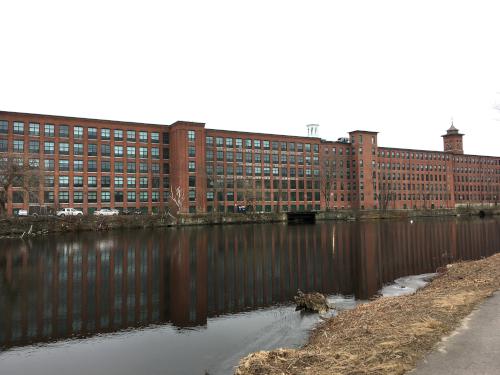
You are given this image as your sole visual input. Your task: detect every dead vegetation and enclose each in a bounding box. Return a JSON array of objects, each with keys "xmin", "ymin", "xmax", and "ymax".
[{"xmin": 235, "ymin": 253, "xmax": 500, "ymax": 375}]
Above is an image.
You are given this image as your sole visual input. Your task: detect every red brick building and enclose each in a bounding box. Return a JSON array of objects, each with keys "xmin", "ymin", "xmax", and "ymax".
[{"xmin": 0, "ymin": 111, "xmax": 499, "ymax": 215}]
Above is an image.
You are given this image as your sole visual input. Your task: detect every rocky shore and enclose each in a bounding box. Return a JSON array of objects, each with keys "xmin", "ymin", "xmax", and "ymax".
[{"xmin": 235, "ymin": 253, "xmax": 500, "ymax": 375}]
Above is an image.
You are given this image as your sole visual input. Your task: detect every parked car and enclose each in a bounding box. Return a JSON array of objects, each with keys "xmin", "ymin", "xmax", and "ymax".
[
  {"xmin": 56, "ymin": 208, "xmax": 84, "ymax": 217},
  {"xmin": 94, "ymin": 208, "xmax": 119, "ymax": 216},
  {"xmin": 17, "ymin": 209, "xmax": 28, "ymax": 216},
  {"xmin": 121, "ymin": 208, "xmax": 142, "ymax": 215}
]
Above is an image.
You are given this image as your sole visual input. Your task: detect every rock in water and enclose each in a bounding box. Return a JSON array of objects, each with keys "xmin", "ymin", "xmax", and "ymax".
[{"xmin": 294, "ymin": 290, "xmax": 329, "ymax": 313}]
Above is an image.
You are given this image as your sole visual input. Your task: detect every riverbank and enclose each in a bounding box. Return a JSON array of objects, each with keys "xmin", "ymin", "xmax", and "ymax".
[
  {"xmin": 0, "ymin": 206, "xmax": 497, "ymax": 237},
  {"xmin": 235, "ymin": 253, "xmax": 500, "ymax": 375}
]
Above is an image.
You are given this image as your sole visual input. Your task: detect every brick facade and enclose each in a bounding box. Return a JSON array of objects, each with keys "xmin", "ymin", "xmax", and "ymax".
[{"xmin": 1, "ymin": 111, "xmax": 499, "ymax": 215}]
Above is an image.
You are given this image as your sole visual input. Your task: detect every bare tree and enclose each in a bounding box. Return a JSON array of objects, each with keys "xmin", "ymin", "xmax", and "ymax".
[
  {"xmin": 169, "ymin": 186, "xmax": 185, "ymax": 216},
  {"xmin": 0, "ymin": 155, "xmax": 42, "ymax": 215},
  {"xmin": 320, "ymin": 157, "xmax": 335, "ymax": 211}
]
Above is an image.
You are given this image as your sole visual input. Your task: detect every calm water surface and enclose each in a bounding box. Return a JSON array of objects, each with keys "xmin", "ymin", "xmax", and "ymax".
[{"xmin": 1, "ymin": 217, "xmax": 499, "ymax": 375}]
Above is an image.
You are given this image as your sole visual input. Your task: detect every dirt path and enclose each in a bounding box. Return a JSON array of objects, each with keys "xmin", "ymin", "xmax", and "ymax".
[{"xmin": 235, "ymin": 253, "xmax": 500, "ymax": 375}]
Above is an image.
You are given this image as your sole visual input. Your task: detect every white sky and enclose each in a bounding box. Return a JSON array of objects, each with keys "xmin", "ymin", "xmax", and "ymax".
[{"xmin": 2, "ymin": 0, "xmax": 500, "ymax": 156}]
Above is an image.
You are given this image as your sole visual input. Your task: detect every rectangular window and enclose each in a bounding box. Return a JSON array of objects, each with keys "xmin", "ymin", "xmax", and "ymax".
[
  {"xmin": 206, "ymin": 136, "xmax": 213, "ymax": 145},
  {"xmin": 101, "ymin": 176, "xmax": 111, "ymax": 187},
  {"xmin": 127, "ymin": 191, "xmax": 136, "ymax": 202},
  {"xmin": 88, "ymin": 159, "xmax": 97, "ymax": 172},
  {"xmin": 151, "ymin": 163, "xmax": 159, "ymax": 174},
  {"xmin": 188, "ymin": 146, "xmax": 196, "ymax": 157},
  {"xmin": 226, "ymin": 138, "xmax": 233, "ymax": 148},
  {"xmin": 73, "ymin": 191, "xmax": 83, "ymax": 203},
  {"xmin": 114, "ymin": 146, "xmax": 123, "ymax": 157},
  {"xmin": 188, "ymin": 161, "xmax": 196, "ymax": 172},
  {"xmin": 101, "ymin": 191, "xmax": 111, "ymax": 203},
  {"xmin": 151, "ymin": 147, "xmax": 159, "ymax": 159},
  {"xmin": 139, "ymin": 147, "xmax": 148, "ymax": 158},
  {"xmin": 127, "ymin": 177, "xmax": 136, "ymax": 188},
  {"xmin": 115, "ymin": 161, "xmax": 124, "ymax": 173},
  {"xmin": 59, "ymin": 142, "xmax": 69, "ymax": 155},
  {"xmin": 88, "ymin": 127, "xmax": 97, "ymax": 139},
  {"xmin": 73, "ymin": 143, "xmax": 83, "ymax": 155},
  {"xmin": 216, "ymin": 137, "xmax": 224, "ymax": 147},
  {"xmin": 13, "ymin": 121, "xmax": 24, "ymax": 135},
  {"xmin": 0, "ymin": 120, "xmax": 8, "ymax": 134},
  {"xmin": 101, "ymin": 144, "xmax": 110, "ymax": 157},
  {"xmin": 13, "ymin": 140, "xmax": 24, "ymax": 152},
  {"xmin": 0, "ymin": 139, "xmax": 7, "ymax": 152},
  {"xmin": 254, "ymin": 139, "xmax": 261, "ymax": 149},
  {"xmin": 139, "ymin": 131, "xmax": 148, "ymax": 142},
  {"xmin": 151, "ymin": 132, "xmax": 159, "ymax": 143},
  {"xmin": 114, "ymin": 176, "xmax": 124, "ymax": 188},
  {"xmin": 74, "ymin": 160, "xmax": 84, "ymax": 172},
  {"xmin": 263, "ymin": 140, "xmax": 270, "ymax": 150},
  {"xmin": 187, "ymin": 130, "xmax": 195, "ymax": 141},
  {"xmin": 101, "ymin": 160, "xmax": 111, "ymax": 172},
  {"xmin": 85, "ymin": 143, "xmax": 96, "ymax": 156},
  {"xmin": 115, "ymin": 191, "xmax": 123, "ymax": 202},
  {"xmin": 88, "ymin": 176, "xmax": 97, "ymax": 187},
  {"xmin": 43, "ymin": 125, "xmax": 56, "ymax": 139},
  {"xmin": 127, "ymin": 162, "xmax": 136, "ymax": 173},
  {"xmin": 44, "ymin": 159, "xmax": 54, "ymax": 171},
  {"xmin": 59, "ymin": 176, "xmax": 69, "ymax": 187},
  {"xmin": 58, "ymin": 191, "xmax": 69, "ymax": 203},
  {"xmin": 59, "ymin": 159, "xmax": 69, "ymax": 171},
  {"xmin": 88, "ymin": 191, "xmax": 97, "ymax": 203},
  {"xmin": 140, "ymin": 162, "xmax": 148, "ymax": 173},
  {"xmin": 152, "ymin": 191, "xmax": 159, "ymax": 202},
  {"xmin": 140, "ymin": 191, "xmax": 149, "ymax": 202},
  {"xmin": 73, "ymin": 176, "xmax": 83, "ymax": 187},
  {"xmin": 140, "ymin": 177, "xmax": 148, "ymax": 188},
  {"xmin": 29, "ymin": 140, "xmax": 39, "ymax": 153},
  {"xmin": 29, "ymin": 123, "xmax": 40, "ymax": 136},
  {"xmin": 59, "ymin": 125, "xmax": 69, "ymax": 137},
  {"xmin": 44, "ymin": 175, "xmax": 54, "ymax": 187},
  {"xmin": 127, "ymin": 146, "xmax": 136, "ymax": 157},
  {"xmin": 101, "ymin": 128, "xmax": 110, "ymax": 140},
  {"xmin": 114, "ymin": 129, "xmax": 123, "ymax": 141},
  {"xmin": 236, "ymin": 138, "xmax": 242, "ymax": 148},
  {"xmin": 127, "ymin": 130, "xmax": 136, "ymax": 141},
  {"xmin": 44, "ymin": 191, "xmax": 54, "ymax": 203},
  {"xmin": 74, "ymin": 126, "xmax": 83, "ymax": 139}
]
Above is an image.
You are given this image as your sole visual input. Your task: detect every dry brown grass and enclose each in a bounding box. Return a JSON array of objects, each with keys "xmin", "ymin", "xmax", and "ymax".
[{"xmin": 235, "ymin": 253, "xmax": 500, "ymax": 375}]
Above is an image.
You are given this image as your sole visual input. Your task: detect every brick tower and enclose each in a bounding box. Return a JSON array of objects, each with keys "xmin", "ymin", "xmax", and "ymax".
[{"xmin": 442, "ymin": 122, "xmax": 464, "ymax": 154}]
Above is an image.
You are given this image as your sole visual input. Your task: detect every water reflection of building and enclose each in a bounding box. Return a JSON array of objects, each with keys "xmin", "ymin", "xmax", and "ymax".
[{"xmin": 1, "ymin": 219, "xmax": 500, "ymax": 349}]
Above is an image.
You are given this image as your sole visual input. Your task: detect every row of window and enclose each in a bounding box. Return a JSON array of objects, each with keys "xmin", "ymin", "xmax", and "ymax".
[
  {"xmin": 0, "ymin": 120, "xmax": 160, "ymax": 142},
  {"xmin": 206, "ymin": 150, "xmax": 320, "ymax": 165},
  {"xmin": 206, "ymin": 164, "xmax": 320, "ymax": 177},
  {"xmin": 45, "ymin": 176, "xmax": 161, "ymax": 188},
  {"xmin": 2, "ymin": 139, "xmax": 160, "ymax": 158},
  {"xmin": 206, "ymin": 136, "xmax": 320, "ymax": 153},
  {"xmin": 21, "ymin": 191, "xmax": 162, "ymax": 204},
  {"xmin": 206, "ymin": 191, "xmax": 321, "ymax": 202},
  {"xmin": 207, "ymin": 179, "xmax": 321, "ymax": 190},
  {"xmin": 13, "ymin": 159, "xmax": 163, "ymax": 174}
]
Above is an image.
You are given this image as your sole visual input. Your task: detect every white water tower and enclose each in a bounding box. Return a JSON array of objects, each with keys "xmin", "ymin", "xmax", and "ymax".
[{"xmin": 306, "ymin": 124, "xmax": 319, "ymax": 137}]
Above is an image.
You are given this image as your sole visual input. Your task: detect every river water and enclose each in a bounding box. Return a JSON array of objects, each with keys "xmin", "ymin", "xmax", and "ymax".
[{"xmin": 1, "ymin": 217, "xmax": 499, "ymax": 375}]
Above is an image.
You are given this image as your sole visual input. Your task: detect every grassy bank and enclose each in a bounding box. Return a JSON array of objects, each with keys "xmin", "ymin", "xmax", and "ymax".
[{"xmin": 235, "ymin": 253, "xmax": 500, "ymax": 375}]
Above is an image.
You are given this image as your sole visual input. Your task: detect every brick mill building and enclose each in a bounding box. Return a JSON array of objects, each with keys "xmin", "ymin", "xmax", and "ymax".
[{"xmin": 0, "ymin": 110, "xmax": 499, "ymax": 215}]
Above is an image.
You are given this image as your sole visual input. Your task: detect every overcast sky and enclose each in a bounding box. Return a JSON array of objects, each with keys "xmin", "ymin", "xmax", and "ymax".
[{"xmin": 2, "ymin": 1, "xmax": 500, "ymax": 155}]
